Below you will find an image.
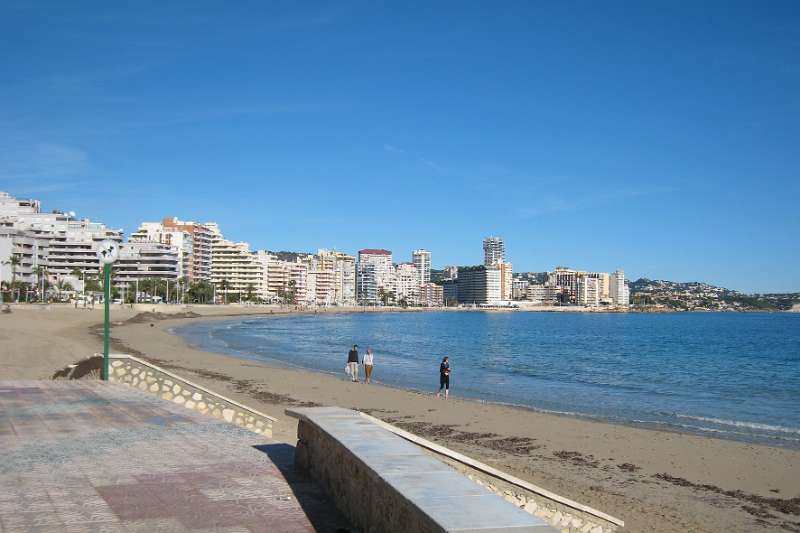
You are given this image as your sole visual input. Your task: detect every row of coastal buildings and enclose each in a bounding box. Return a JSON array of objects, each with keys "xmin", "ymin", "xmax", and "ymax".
[
  {"xmin": 0, "ymin": 191, "xmax": 628, "ymax": 307},
  {"xmin": 0, "ymin": 192, "xmax": 438, "ymax": 306},
  {"xmin": 437, "ymin": 237, "xmax": 629, "ymax": 307}
]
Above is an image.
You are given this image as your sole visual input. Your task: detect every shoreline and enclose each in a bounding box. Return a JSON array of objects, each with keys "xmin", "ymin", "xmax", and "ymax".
[
  {"xmin": 2, "ymin": 304, "xmax": 799, "ymax": 532},
  {"xmin": 169, "ymin": 310, "xmax": 800, "ymax": 451}
]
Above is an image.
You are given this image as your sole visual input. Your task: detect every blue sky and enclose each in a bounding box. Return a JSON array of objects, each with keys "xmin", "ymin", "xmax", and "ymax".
[{"xmin": 1, "ymin": 1, "xmax": 798, "ymax": 292}]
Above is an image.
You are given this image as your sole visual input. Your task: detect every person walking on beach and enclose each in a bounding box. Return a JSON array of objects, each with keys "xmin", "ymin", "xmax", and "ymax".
[
  {"xmin": 347, "ymin": 344, "xmax": 359, "ymax": 383},
  {"xmin": 436, "ymin": 356, "xmax": 450, "ymax": 399},
  {"xmin": 362, "ymin": 348, "xmax": 374, "ymax": 384}
]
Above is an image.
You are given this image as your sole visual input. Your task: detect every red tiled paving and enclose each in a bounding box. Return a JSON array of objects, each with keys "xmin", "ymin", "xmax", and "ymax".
[{"xmin": 0, "ymin": 380, "xmax": 351, "ymax": 532}]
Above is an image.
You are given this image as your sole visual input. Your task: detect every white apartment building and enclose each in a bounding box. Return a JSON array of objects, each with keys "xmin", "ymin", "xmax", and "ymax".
[
  {"xmin": 483, "ymin": 236, "xmax": 505, "ymax": 266},
  {"xmin": 262, "ymin": 253, "xmax": 309, "ymax": 304},
  {"xmin": 113, "ymin": 242, "xmax": 179, "ymax": 291},
  {"xmin": 357, "ymin": 249, "xmax": 394, "ymax": 304},
  {"xmin": 316, "ymin": 249, "xmax": 356, "ymax": 305},
  {"xmin": 0, "ymin": 192, "xmax": 40, "ymax": 217},
  {"xmin": 0, "ymin": 227, "xmax": 49, "ymax": 286},
  {"xmin": 395, "ymin": 262, "xmax": 420, "ymax": 305},
  {"xmin": 609, "ymin": 270, "xmax": 630, "ymax": 306},
  {"xmin": 0, "ymin": 192, "xmax": 123, "ymax": 285},
  {"xmin": 419, "ymin": 282, "xmax": 444, "ymax": 307},
  {"xmin": 210, "ymin": 226, "xmax": 265, "ymax": 300},
  {"xmin": 412, "ymin": 249, "xmax": 431, "ymax": 285},
  {"xmin": 512, "ymin": 279, "xmax": 529, "ymax": 300},
  {"xmin": 527, "ymin": 284, "xmax": 560, "ymax": 304},
  {"xmin": 577, "ymin": 276, "xmax": 601, "ymax": 306},
  {"xmin": 130, "ymin": 222, "xmax": 193, "ymax": 280}
]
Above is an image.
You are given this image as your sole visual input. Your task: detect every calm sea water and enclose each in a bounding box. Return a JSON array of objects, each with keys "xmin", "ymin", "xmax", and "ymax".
[{"xmin": 175, "ymin": 311, "xmax": 800, "ymax": 448}]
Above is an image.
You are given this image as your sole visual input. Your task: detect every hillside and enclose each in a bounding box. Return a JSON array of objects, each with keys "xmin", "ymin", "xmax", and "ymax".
[{"xmin": 629, "ymin": 278, "xmax": 799, "ymax": 311}]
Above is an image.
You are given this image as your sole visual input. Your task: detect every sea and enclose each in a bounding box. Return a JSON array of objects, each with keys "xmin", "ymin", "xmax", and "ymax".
[{"xmin": 174, "ymin": 311, "xmax": 800, "ymax": 449}]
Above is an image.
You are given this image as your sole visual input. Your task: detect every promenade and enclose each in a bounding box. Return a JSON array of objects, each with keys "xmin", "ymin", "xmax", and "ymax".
[{"xmin": 0, "ymin": 380, "xmax": 349, "ymax": 532}]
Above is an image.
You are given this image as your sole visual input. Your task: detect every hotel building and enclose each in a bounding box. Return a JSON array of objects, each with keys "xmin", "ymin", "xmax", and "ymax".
[{"xmin": 457, "ymin": 265, "xmax": 501, "ymax": 305}]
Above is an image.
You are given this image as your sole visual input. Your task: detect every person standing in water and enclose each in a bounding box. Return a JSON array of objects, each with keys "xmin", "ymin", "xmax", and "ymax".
[
  {"xmin": 347, "ymin": 344, "xmax": 359, "ymax": 383},
  {"xmin": 436, "ymin": 356, "xmax": 450, "ymax": 399},
  {"xmin": 362, "ymin": 348, "xmax": 374, "ymax": 384}
]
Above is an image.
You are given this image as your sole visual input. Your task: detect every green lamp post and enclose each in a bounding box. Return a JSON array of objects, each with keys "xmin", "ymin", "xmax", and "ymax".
[{"xmin": 96, "ymin": 240, "xmax": 119, "ymax": 381}]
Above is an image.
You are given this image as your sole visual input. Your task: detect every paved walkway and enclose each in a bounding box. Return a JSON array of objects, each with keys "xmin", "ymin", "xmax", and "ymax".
[{"xmin": 0, "ymin": 380, "xmax": 350, "ymax": 532}]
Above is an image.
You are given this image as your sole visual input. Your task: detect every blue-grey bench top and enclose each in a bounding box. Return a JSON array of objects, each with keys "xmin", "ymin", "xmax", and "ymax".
[{"xmin": 288, "ymin": 406, "xmax": 556, "ymax": 533}]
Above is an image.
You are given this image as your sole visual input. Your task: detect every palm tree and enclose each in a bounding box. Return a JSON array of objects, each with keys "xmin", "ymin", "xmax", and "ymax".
[
  {"xmin": 8, "ymin": 255, "xmax": 20, "ymax": 302},
  {"xmin": 35, "ymin": 264, "xmax": 48, "ymax": 303},
  {"xmin": 219, "ymin": 279, "xmax": 229, "ymax": 304}
]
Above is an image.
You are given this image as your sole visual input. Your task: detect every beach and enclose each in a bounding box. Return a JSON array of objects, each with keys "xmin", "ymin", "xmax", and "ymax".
[{"xmin": 1, "ymin": 304, "xmax": 799, "ymax": 532}]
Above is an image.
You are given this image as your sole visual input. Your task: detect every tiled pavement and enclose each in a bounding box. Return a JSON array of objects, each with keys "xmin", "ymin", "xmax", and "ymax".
[{"xmin": 0, "ymin": 381, "xmax": 351, "ymax": 532}]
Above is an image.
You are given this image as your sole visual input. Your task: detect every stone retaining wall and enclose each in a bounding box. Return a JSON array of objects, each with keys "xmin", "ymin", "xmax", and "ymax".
[
  {"xmin": 360, "ymin": 413, "xmax": 622, "ymax": 533},
  {"xmin": 109, "ymin": 355, "xmax": 275, "ymax": 438},
  {"xmin": 449, "ymin": 459, "xmax": 616, "ymax": 533}
]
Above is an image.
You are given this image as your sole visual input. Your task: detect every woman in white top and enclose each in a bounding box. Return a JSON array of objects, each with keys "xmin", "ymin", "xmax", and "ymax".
[{"xmin": 362, "ymin": 348, "xmax": 375, "ymax": 384}]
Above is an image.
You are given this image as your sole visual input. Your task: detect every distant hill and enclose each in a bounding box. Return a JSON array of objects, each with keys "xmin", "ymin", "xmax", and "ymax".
[{"xmin": 629, "ymin": 278, "xmax": 799, "ymax": 311}]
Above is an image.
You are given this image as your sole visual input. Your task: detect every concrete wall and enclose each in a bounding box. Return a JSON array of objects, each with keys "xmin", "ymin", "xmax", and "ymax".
[
  {"xmin": 292, "ymin": 408, "xmax": 555, "ymax": 533},
  {"xmin": 109, "ymin": 355, "xmax": 275, "ymax": 438}
]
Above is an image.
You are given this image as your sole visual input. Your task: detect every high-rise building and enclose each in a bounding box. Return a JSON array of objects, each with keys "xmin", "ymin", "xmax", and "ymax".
[
  {"xmin": 356, "ymin": 263, "xmax": 378, "ymax": 305},
  {"xmin": 412, "ymin": 249, "xmax": 431, "ymax": 285},
  {"xmin": 483, "ymin": 236, "xmax": 505, "ymax": 266},
  {"xmin": 609, "ymin": 270, "xmax": 629, "ymax": 306},
  {"xmin": 357, "ymin": 249, "xmax": 394, "ymax": 304},
  {"xmin": 499, "ymin": 261, "xmax": 513, "ymax": 301},
  {"xmin": 457, "ymin": 265, "xmax": 501, "ymax": 305},
  {"xmin": 162, "ymin": 217, "xmax": 214, "ymax": 283},
  {"xmin": 577, "ymin": 276, "xmax": 601, "ymax": 306},
  {"xmin": 395, "ymin": 262, "xmax": 419, "ymax": 305}
]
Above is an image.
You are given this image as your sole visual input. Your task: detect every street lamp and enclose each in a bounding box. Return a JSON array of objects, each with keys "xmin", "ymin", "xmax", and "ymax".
[{"xmin": 96, "ymin": 240, "xmax": 119, "ymax": 381}]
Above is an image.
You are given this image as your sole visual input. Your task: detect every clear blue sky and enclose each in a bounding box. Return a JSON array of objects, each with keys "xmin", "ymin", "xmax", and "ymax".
[{"xmin": 1, "ymin": 1, "xmax": 798, "ymax": 293}]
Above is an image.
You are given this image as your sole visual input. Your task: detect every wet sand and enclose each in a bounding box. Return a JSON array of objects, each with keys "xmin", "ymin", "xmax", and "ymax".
[{"xmin": 1, "ymin": 304, "xmax": 799, "ymax": 532}]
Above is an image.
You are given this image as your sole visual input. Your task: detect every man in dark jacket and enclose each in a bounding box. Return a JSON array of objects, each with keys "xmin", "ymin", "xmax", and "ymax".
[{"xmin": 347, "ymin": 344, "xmax": 359, "ymax": 382}]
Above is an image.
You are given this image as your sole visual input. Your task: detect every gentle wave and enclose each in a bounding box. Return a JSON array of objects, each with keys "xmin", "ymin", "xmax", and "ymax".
[{"xmin": 674, "ymin": 414, "xmax": 800, "ymax": 435}]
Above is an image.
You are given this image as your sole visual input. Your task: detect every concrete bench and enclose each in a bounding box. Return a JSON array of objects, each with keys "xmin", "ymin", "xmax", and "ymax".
[{"xmin": 288, "ymin": 407, "xmax": 556, "ymax": 533}]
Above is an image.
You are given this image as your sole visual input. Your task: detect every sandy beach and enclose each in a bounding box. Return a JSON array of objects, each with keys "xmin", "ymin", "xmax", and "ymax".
[{"xmin": 1, "ymin": 304, "xmax": 798, "ymax": 532}]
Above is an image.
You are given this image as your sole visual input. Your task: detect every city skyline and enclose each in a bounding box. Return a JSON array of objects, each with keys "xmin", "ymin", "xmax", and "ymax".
[
  {"xmin": 0, "ymin": 188, "xmax": 793, "ymax": 297},
  {"xmin": 2, "ymin": 2, "xmax": 798, "ymax": 292}
]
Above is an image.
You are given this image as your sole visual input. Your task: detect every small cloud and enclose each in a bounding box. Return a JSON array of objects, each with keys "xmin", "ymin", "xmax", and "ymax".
[
  {"xmin": 419, "ymin": 158, "xmax": 444, "ymax": 172},
  {"xmin": 383, "ymin": 144, "xmax": 405, "ymax": 154}
]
